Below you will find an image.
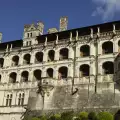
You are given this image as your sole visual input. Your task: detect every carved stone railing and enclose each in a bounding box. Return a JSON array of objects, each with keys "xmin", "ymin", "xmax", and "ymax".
[
  {"xmin": 97, "ymin": 74, "xmax": 114, "ymax": 83},
  {"xmin": 74, "ymin": 75, "xmax": 95, "ymax": 85}
]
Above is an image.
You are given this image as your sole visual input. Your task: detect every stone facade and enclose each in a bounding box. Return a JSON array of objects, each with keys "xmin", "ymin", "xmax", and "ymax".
[{"xmin": 0, "ymin": 18, "xmax": 120, "ymax": 120}]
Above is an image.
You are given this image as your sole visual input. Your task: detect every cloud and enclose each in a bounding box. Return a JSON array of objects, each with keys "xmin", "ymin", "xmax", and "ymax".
[{"xmin": 92, "ymin": 0, "xmax": 120, "ymax": 21}]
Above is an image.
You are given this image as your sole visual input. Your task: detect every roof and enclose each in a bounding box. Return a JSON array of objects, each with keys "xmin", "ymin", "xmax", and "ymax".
[
  {"xmin": 1, "ymin": 20, "xmax": 120, "ymax": 48},
  {"xmin": 37, "ymin": 20, "xmax": 120, "ymax": 43},
  {"xmin": 0, "ymin": 39, "xmax": 22, "ymax": 51}
]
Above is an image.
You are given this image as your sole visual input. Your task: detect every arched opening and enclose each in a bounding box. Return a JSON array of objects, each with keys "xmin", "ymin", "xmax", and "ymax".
[
  {"xmin": 0, "ymin": 75, "xmax": 1, "ymax": 82},
  {"xmin": 102, "ymin": 61, "xmax": 114, "ymax": 74},
  {"xmin": 21, "ymin": 71, "xmax": 29, "ymax": 82},
  {"xmin": 48, "ymin": 50, "xmax": 55, "ymax": 62},
  {"xmin": 35, "ymin": 52, "xmax": 43, "ymax": 63},
  {"xmin": 12, "ymin": 56, "xmax": 19, "ymax": 66},
  {"xmin": 34, "ymin": 69, "xmax": 42, "ymax": 81},
  {"xmin": 58, "ymin": 66, "xmax": 68, "ymax": 79},
  {"xmin": 23, "ymin": 54, "xmax": 31, "ymax": 65},
  {"xmin": 9, "ymin": 72, "xmax": 17, "ymax": 83},
  {"xmin": 80, "ymin": 45, "xmax": 90, "ymax": 57},
  {"xmin": 47, "ymin": 68, "xmax": 53, "ymax": 78},
  {"xmin": 59, "ymin": 48, "xmax": 69, "ymax": 60},
  {"xmin": 102, "ymin": 41, "xmax": 113, "ymax": 54},
  {"xmin": 118, "ymin": 40, "xmax": 120, "ymax": 52},
  {"xmin": 79, "ymin": 64, "xmax": 90, "ymax": 77},
  {"xmin": 0, "ymin": 58, "xmax": 4, "ymax": 68}
]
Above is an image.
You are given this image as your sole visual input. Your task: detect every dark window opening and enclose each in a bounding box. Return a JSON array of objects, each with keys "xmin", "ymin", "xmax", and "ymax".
[
  {"xmin": 35, "ymin": 52, "xmax": 43, "ymax": 63},
  {"xmin": 9, "ymin": 72, "xmax": 17, "ymax": 83},
  {"xmin": 18, "ymin": 93, "xmax": 25, "ymax": 106},
  {"xmin": 0, "ymin": 58, "xmax": 4, "ymax": 68},
  {"xmin": 47, "ymin": 68, "xmax": 53, "ymax": 78},
  {"xmin": 21, "ymin": 71, "xmax": 29, "ymax": 82},
  {"xmin": 48, "ymin": 50, "xmax": 55, "ymax": 62},
  {"xmin": 58, "ymin": 67, "xmax": 68, "ymax": 79},
  {"xmin": 102, "ymin": 62, "xmax": 114, "ymax": 74},
  {"xmin": 80, "ymin": 45, "xmax": 90, "ymax": 57},
  {"xmin": 6, "ymin": 94, "xmax": 12, "ymax": 107},
  {"xmin": 12, "ymin": 56, "xmax": 19, "ymax": 66},
  {"xmin": 23, "ymin": 54, "xmax": 31, "ymax": 65},
  {"xmin": 102, "ymin": 41, "xmax": 113, "ymax": 54},
  {"xmin": 34, "ymin": 69, "xmax": 42, "ymax": 81},
  {"xmin": 80, "ymin": 64, "xmax": 90, "ymax": 77},
  {"xmin": 59, "ymin": 48, "xmax": 68, "ymax": 60}
]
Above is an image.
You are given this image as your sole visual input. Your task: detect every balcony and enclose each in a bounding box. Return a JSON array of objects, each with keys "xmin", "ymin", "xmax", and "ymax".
[
  {"xmin": 74, "ymin": 75, "xmax": 95, "ymax": 85},
  {"xmin": 97, "ymin": 74, "xmax": 114, "ymax": 83}
]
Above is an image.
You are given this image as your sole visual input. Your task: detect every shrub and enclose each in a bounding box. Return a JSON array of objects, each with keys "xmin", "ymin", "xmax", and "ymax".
[
  {"xmin": 97, "ymin": 112, "xmax": 113, "ymax": 120},
  {"xmin": 78, "ymin": 112, "xmax": 88, "ymax": 120},
  {"xmin": 48, "ymin": 114, "xmax": 61, "ymax": 120},
  {"xmin": 61, "ymin": 111, "xmax": 74, "ymax": 120},
  {"xmin": 88, "ymin": 112, "xmax": 97, "ymax": 120},
  {"xmin": 32, "ymin": 117, "xmax": 40, "ymax": 120}
]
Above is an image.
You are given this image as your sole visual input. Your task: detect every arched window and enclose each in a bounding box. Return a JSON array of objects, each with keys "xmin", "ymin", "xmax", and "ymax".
[
  {"xmin": 35, "ymin": 52, "xmax": 43, "ymax": 63},
  {"xmin": 23, "ymin": 54, "xmax": 31, "ymax": 65},
  {"xmin": 34, "ymin": 69, "xmax": 42, "ymax": 81},
  {"xmin": 79, "ymin": 64, "xmax": 90, "ymax": 77},
  {"xmin": 18, "ymin": 93, "xmax": 25, "ymax": 106},
  {"xmin": 59, "ymin": 48, "xmax": 69, "ymax": 60},
  {"xmin": 21, "ymin": 71, "xmax": 29, "ymax": 82},
  {"xmin": 0, "ymin": 75, "xmax": 1, "ymax": 82},
  {"xmin": 102, "ymin": 41, "xmax": 113, "ymax": 54},
  {"xmin": 58, "ymin": 66, "xmax": 68, "ymax": 79},
  {"xmin": 12, "ymin": 56, "xmax": 19, "ymax": 66},
  {"xmin": 102, "ymin": 61, "xmax": 114, "ymax": 74},
  {"xmin": 48, "ymin": 50, "xmax": 55, "ymax": 62},
  {"xmin": 80, "ymin": 45, "xmax": 90, "ymax": 57},
  {"xmin": 0, "ymin": 58, "xmax": 4, "ymax": 68},
  {"xmin": 47, "ymin": 68, "xmax": 53, "ymax": 78},
  {"xmin": 9, "ymin": 72, "xmax": 17, "ymax": 83}
]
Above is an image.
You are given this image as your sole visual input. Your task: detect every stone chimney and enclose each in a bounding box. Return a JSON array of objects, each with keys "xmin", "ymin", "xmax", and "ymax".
[
  {"xmin": 37, "ymin": 21, "xmax": 44, "ymax": 35},
  {"xmin": 59, "ymin": 16, "xmax": 68, "ymax": 31},
  {"xmin": 0, "ymin": 33, "xmax": 2, "ymax": 43},
  {"xmin": 48, "ymin": 28, "xmax": 58, "ymax": 34}
]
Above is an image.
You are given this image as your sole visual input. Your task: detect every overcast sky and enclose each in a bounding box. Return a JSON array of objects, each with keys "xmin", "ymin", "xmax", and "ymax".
[{"xmin": 0, "ymin": 0, "xmax": 120, "ymax": 42}]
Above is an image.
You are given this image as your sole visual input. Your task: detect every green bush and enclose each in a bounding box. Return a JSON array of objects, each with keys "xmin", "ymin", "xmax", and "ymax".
[
  {"xmin": 48, "ymin": 114, "xmax": 61, "ymax": 120},
  {"xmin": 61, "ymin": 111, "xmax": 74, "ymax": 120},
  {"xmin": 88, "ymin": 112, "xmax": 97, "ymax": 120},
  {"xmin": 97, "ymin": 112, "xmax": 113, "ymax": 120},
  {"xmin": 78, "ymin": 112, "xmax": 88, "ymax": 120},
  {"xmin": 32, "ymin": 117, "xmax": 40, "ymax": 120}
]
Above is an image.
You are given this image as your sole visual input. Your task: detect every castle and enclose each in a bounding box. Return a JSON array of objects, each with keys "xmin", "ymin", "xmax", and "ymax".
[{"xmin": 0, "ymin": 17, "xmax": 120, "ymax": 120}]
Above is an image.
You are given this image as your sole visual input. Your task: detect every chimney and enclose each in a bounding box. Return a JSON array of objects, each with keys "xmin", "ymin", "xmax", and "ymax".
[
  {"xmin": 37, "ymin": 21, "xmax": 44, "ymax": 35},
  {"xmin": 59, "ymin": 16, "xmax": 68, "ymax": 31},
  {"xmin": 0, "ymin": 33, "xmax": 2, "ymax": 43},
  {"xmin": 48, "ymin": 28, "xmax": 58, "ymax": 34}
]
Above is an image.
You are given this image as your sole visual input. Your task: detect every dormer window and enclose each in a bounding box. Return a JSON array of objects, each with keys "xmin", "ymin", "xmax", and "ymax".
[
  {"xmin": 30, "ymin": 33, "xmax": 32, "ymax": 37},
  {"xmin": 27, "ymin": 33, "xmax": 29, "ymax": 38}
]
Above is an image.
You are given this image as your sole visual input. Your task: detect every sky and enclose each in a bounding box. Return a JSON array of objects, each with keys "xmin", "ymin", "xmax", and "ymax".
[{"xmin": 0, "ymin": 0, "xmax": 120, "ymax": 42}]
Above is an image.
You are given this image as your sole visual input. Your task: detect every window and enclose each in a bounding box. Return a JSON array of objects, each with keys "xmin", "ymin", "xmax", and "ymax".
[
  {"xmin": 102, "ymin": 61, "xmax": 114, "ymax": 74},
  {"xmin": 102, "ymin": 41, "xmax": 113, "ymax": 54},
  {"xmin": 18, "ymin": 93, "xmax": 25, "ymax": 106},
  {"xmin": 12, "ymin": 56, "xmax": 19, "ymax": 66},
  {"xmin": 59, "ymin": 48, "xmax": 69, "ymax": 60},
  {"xmin": 6, "ymin": 94, "xmax": 12, "ymax": 107},
  {"xmin": 80, "ymin": 45, "xmax": 90, "ymax": 57},
  {"xmin": 58, "ymin": 66, "xmax": 68, "ymax": 79}
]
